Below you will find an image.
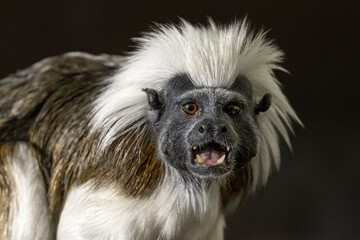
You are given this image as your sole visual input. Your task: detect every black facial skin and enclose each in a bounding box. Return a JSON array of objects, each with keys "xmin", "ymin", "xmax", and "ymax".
[{"xmin": 144, "ymin": 74, "xmax": 271, "ymax": 179}]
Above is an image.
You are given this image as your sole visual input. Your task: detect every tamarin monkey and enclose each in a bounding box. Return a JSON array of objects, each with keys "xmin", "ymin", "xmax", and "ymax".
[{"xmin": 0, "ymin": 19, "xmax": 301, "ymax": 239}]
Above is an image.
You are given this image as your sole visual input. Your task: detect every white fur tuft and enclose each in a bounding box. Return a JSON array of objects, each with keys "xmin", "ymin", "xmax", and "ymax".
[
  {"xmin": 7, "ymin": 142, "xmax": 53, "ymax": 240},
  {"xmin": 91, "ymin": 19, "xmax": 301, "ymax": 191}
]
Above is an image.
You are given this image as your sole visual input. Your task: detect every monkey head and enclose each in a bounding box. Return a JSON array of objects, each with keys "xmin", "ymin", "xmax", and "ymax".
[{"xmin": 144, "ymin": 74, "xmax": 271, "ymax": 179}]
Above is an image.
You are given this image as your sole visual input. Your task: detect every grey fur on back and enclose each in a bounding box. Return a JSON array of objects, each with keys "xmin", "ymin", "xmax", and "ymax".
[{"xmin": 0, "ymin": 52, "xmax": 124, "ymax": 142}]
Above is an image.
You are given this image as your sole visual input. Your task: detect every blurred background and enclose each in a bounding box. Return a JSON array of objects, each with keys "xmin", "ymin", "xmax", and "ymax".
[{"xmin": 0, "ymin": 0, "xmax": 359, "ymax": 239}]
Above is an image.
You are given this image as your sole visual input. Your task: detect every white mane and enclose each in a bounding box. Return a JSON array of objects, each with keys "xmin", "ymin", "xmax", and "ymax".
[{"xmin": 91, "ymin": 19, "xmax": 301, "ymax": 190}]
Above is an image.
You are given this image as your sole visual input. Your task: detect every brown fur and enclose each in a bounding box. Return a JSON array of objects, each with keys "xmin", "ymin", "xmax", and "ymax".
[{"xmin": 76, "ymin": 124, "xmax": 165, "ymax": 197}]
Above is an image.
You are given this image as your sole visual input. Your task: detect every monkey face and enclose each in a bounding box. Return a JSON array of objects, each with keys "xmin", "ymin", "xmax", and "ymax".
[{"xmin": 144, "ymin": 75, "xmax": 266, "ymax": 179}]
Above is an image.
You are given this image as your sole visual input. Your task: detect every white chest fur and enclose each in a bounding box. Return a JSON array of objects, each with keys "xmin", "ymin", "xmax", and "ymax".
[{"xmin": 57, "ymin": 176, "xmax": 225, "ymax": 240}]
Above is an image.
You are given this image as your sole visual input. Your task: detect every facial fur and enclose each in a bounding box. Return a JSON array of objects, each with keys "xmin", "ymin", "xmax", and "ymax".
[{"xmin": 145, "ymin": 74, "xmax": 266, "ymax": 179}]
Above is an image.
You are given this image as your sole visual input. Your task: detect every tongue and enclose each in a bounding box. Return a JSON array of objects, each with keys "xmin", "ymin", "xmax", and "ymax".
[{"xmin": 199, "ymin": 148, "xmax": 222, "ymax": 165}]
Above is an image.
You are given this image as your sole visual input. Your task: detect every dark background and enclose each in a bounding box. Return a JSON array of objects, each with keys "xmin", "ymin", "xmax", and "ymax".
[{"xmin": 1, "ymin": 0, "xmax": 359, "ymax": 239}]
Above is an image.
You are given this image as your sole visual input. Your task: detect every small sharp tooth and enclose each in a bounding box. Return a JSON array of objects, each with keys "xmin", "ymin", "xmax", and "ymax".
[
  {"xmin": 217, "ymin": 155, "xmax": 226, "ymax": 164},
  {"xmin": 193, "ymin": 146, "xmax": 196, "ymax": 150},
  {"xmin": 196, "ymin": 154, "xmax": 205, "ymax": 164},
  {"xmin": 227, "ymin": 146, "xmax": 230, "ymax": 151}
]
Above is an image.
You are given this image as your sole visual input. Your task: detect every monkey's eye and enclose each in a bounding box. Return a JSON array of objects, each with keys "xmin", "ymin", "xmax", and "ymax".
[
  {"xmin": 183, "ymin": 103, "xmax": 198, "ymax": 115},
  {"xmin": 224, "ymin": 104, "xmax": 241, "ymax": 115}
]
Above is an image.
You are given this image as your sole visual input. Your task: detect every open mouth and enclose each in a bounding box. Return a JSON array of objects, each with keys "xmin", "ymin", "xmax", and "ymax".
[{"xmin": 191, "ymin": 141, "xmax": 230, "ymax": 166}]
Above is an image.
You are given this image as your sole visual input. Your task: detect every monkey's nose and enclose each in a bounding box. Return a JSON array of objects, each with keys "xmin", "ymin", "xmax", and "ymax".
[
  {"xmin": 198, "ymin": 125, "xmax": 206, "ymax": 134},
  {"xmin": 197, "ymin": 122, "xmax": 227, "ymax": 136}
]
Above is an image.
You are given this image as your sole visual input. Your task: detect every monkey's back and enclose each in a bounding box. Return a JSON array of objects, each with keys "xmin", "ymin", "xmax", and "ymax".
[
  {"xmin": 0, "ymin": 52, "xmax": 124, "ymax": 142},
  {"xmin": 0, "ymin": 52, "xmax": 124, "ymax": 237}
]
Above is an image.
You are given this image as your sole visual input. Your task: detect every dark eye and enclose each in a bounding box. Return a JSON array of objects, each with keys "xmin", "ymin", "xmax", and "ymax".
[
  {"xmin": 224, "ymin": 104, "xmax": 241, "ymax": 115},
  {"xmin": 183, "ymin": 103, "xmax": 198, "ymax": 115}
]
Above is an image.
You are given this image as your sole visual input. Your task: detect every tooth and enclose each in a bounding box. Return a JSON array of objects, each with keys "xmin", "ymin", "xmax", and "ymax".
[
  {"xmin": 217, "ymin": 155, "xmax": 226, "ymax": 164},
  {"xmin": 227, "ymin": 146, "xmax": 230, "ymax": 151},
  {"xmin": 193, "ymin": 146, "xmax": 196, "ymax": 150},
  {"xmin": 196, "ymin": 154, "xmax": 205, "ymax": 164}
]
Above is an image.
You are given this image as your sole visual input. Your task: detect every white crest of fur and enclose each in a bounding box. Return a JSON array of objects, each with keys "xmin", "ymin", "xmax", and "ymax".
[
  {"xmin": 91, "ymin": 18, "xmax": 301, "ymax": 190},
  {"xmin": 58, "ymin": 169, "xmax": 224, "ymax": 240},
  {"xmin": 7, "ymin": 143, "xmax": 53, "ymax": 240}
]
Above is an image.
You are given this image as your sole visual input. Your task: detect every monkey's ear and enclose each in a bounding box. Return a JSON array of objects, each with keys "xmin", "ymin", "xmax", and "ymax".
[
  {"xmin": 142, "ymin": 88, "xmax": 163, "ymax": 110},
  {"xmin": 143, "ymin": 88, "xmax": 163, "ymax": 126},
  {"xmin": 254, "ymin": 94, "xmax": 272, "ymax": 115}
]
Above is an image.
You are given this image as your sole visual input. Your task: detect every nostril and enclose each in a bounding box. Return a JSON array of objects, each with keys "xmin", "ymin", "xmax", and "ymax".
[
  {"xmin": 198, "ymin": 125, "xmax": 205, "ymax": 134},
  {"xmin": 221, "ymin": 126, "xmax": 227, "ymax": 133}
]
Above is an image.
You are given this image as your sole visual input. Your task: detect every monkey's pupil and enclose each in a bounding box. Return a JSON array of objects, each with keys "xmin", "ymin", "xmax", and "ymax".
[{"xmin": 184, "ymin": 103, "xmax": 197, "ymax": 114}]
